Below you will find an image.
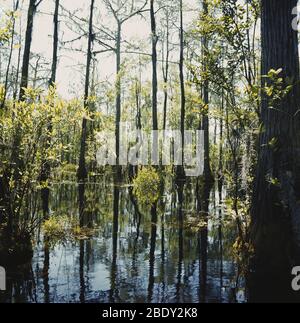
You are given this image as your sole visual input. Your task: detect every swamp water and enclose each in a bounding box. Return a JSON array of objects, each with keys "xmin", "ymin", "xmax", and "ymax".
[{"xmin": 0, "ymin": 178, "xmax": 246, "ymax": 303}]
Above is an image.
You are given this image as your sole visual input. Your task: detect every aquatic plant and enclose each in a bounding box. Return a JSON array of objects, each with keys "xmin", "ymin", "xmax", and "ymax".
[{"xmin": 132, "ymin": 167, "xmax": 161, "ymax": 207}]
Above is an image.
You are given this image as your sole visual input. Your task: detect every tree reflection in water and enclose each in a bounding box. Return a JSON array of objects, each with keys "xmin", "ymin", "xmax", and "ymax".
[{"xmin": 0, "ymin": 178, "xmax": 243, "ymax": 303}]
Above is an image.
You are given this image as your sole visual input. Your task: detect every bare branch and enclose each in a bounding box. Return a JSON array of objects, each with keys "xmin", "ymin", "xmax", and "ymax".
[
  {"xmin": 103, "ymin": 0, "xmax": 119, "ymax": 22},
  {"xmin": 62, "ymin": 34, "xmax": 87, "ymax": 45},
  {"xmin": 120, "ymin": 0, "xmax": 148, "ymax": 24},
  {"xmin": 94, "ymin": 38, "xmax": 116, "ymax": 52},
  {"xmin": 35, "ymin": 0, "xmax": 44, "ymax": 9},
  {"xmin": 93, "ymin": 49, "xmax": 115, "ymax": 55},
  {"xmin": 94, "ymin": 27, "xmax": 117, "ymax": 42},
  {"xmin": 121, "ymin": 50, "xmax": 178, "ymax": 64}
]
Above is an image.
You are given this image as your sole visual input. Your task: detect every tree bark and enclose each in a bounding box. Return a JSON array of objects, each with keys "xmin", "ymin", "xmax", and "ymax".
[
  {"xmin": 13, "ymin": 19, "xmax": 22, "ymax": 101},
  {"xmin": 115, "ymin": 22, "xmax": 122, "ymax": 180},
  {"xmin": 40, "ymin": 0, "xmax": 60, "ymax": 216},
  {"xmin": 162, "ymin": 12, "xmax": 170, "ymax": 131},
  {"xmin": 49, "ymin": 0, "xmax": 59, "ymax": 87},
  {"xmin": 177, "ymin": 0, "xmax": 185, "ymax": 179},
  {"xmin": 250, "ymin": 0, "xmax": 300, "ymax": 301},
  {"xmin": 202, "ymin": 0, "xmax": 213, "ymax": 184},
  {"xmin": 1, "ymin": 0, "xmax": 20, "ymax": 109},
  {"xmin": 19, "ymin": 0, "xmax": 37, "ymax": 100},
  {"xmin": 77, "ymin": 0, "xmax": 94, "ymax": 183},
  {"xmin": 150, "ymin": 0, "xmax": 158, "ymax": 131}
]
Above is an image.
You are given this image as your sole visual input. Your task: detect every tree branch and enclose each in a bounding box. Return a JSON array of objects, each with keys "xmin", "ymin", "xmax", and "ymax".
[
  {"xmin": 35, "ymin": 0, "xmax": 44, "ymax": 9},
  {"xmin": 120, "ymin": 0, "xmax": 148, "ymax": 24}
]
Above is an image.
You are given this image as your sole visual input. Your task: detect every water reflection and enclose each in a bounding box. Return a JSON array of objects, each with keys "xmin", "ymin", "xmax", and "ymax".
[
  {"xmin": 176, "ymin": 182, "xmax": 184, "ymax": 302},
  {"xmin": 0, "ymin": 178, "xmax": 243, "ymax": 303},
  {"xmin": 110, "ymin": 186, "xmax": 119, "ymax": 303},
  {"xmin": 79, "ymin": 240, "xmax": 85, "ymax": 303},
  {"xmin": 43, "ymin": 239, "xmax": 50, "ymax": 303},
  {"xmin": 147, "ymin": 204, "xmax": 157, "ymax": 302}
]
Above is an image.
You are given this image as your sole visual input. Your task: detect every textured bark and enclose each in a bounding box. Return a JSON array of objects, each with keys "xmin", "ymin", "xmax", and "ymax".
[{"xmin": 250, "ymin": 0, "xmax": 300, "ymax": 300}]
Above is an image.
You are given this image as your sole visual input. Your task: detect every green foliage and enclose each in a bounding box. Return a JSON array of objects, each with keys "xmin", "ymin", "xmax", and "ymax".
[
  {"xmin": 42, "ymin": 216, "xmax": 66, "ymax": 239},
  {"xmin": 0, "ymin": 11, "xmax": 14, "ymax": 44},
  {"xmin": 42, "ymin": 215, "xmax": 96, "ymax": 246},
  {"xmin": 262, "ymin": 68, "xmax": 293, "ymax": 106},
  {"xmin": 0, "ymin": 87, "xmax": 91, "ymax": 231},
  {"xmin": 132, "ymin": 167, "xmax": 161, "ymax": 206}
]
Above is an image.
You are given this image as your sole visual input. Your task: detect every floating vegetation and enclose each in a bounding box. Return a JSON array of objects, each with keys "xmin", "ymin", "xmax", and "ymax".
[{"xmin": 42, "ymin": 215, "xmax": 97, "ymax": 246}]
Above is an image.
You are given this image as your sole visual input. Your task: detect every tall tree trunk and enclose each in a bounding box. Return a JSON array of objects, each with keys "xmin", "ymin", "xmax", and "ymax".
[
  {"xmin": 202, "ymin": 0, "xmax": 213, "ymax": 184},
  {"xmin": 162, "ymin": 11, "xmax": 170, "ymax": 131},
  {"xmin": 19, "ymin": 0, "xmax": 37, "ymax": 100},
  {"xmin": 115, "ymin": 22, "xmax": 122, "ymax": 181},
  {"xmin": 13, "ymin": 18, "xmax": 22, "ymax": 101},
  {"xmin": 6, "ymin": 0, "xmax": 39, "ymax": 232},
  {"xmin": 77, "ymin": 0, "xmax": 94, "ymax": 183},
  {"xmin": 250, "ymin": 0, "xmax": 300, "ymax": 302},
  {"xmin": 49, "ymin": 0, "xmax": 59, "ymax": 87},
  {"xmin": 40, "ymin": 0, "xmax": 59, "ymax": 216},
  {"xmin": 1, "ymin": 0, "xmax": 20, "ymax": 109},
  {"xmin": 177, "ymin": 0, "xmax": 185, "ymax": 179},
  {"xmin": 150, "ymin": 0, "xmax": 158, "ymax": 131},
  {"xmin": 218, "ymin": 89, "xmax": 224, "ymax": 194}
]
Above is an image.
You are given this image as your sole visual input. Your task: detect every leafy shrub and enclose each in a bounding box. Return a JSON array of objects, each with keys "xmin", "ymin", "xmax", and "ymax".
[{"xmin": 132, "ymin": 167, "xmax": 160, "ymax": 206}]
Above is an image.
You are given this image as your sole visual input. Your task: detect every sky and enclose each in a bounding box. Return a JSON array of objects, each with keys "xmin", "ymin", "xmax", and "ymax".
[{"xmin": 0, "ymin": 0, "xmax": 199, "ymax": 98}]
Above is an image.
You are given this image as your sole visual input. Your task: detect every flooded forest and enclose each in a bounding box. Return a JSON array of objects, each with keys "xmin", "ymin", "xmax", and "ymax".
[{"xmin": 1, "ymin": 0, "xmax": 300, "ymax": 304}]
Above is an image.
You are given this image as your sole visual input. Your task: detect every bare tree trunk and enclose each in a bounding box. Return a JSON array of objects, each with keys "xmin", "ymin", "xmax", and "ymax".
[
  {"xmin": 150, "ymin": 0, "xmax": 158, "ymax": 131},
  {"xmin": 162, "ymin": 11, "xmax": 170, "ymax": 131},
  {"xmin": 218, "ymin": 89, "xmax": 224, "ymax": 194},
  {"xmin": 49, "ymin": 0, "xmax": 59, "ymax": 87},
  {"xmin": 77, "ymin": 0, "xmax": 94, "ymax": 183},
  {"xmin": 177, "ymin": 0, "xmax": 185, "ymax": 179},
  {"xmin": 102, "ymin": 0, "xmax": 147, "ymax": 181},
  {"xmin": 19, "ymin": 0, "xmax": 37, "ymax": 100},
  {"xmin": 1, "ymin": 0, "xmax": 20, "ymax": 109},
  {"xmin": 13, "ymin": 17, "xmax": 22, "ymax": 101},
  {"xmin": 202, "ymin": 0, "xmax": 213, "ymax": 184},
  {"xmin": 115, "ymin": 22, "xmax": 122, "ymax": 181},
  {"xmin": 40, "ymin": 0, "xmax": 59, "ymax": 216}
]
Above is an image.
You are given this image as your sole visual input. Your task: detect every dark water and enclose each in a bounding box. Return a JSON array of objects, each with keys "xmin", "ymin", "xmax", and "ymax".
[{"xmin": 0, "ymin": 179, "xmax": 246, "ymax": 303}]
